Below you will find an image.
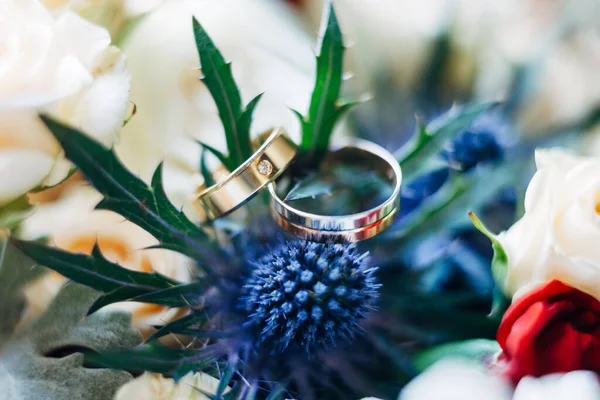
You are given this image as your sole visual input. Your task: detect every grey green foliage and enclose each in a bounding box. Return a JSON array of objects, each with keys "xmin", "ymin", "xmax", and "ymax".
[
  {"xmin": 0, "ymin": 266, "xmax": 142, "ymax": 400},
  {"xmin": 0, "ymin": 237, "xmax": 42, "ymax": 343}
]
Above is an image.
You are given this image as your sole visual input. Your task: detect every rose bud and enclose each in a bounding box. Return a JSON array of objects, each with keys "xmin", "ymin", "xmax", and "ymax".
[{"xmin": 497, "ymin": 279, "xmax": 600, "ymax": 383}]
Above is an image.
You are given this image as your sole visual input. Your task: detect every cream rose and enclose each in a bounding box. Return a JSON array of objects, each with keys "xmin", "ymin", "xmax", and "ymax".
[
  {"xmin": 399, "ymin": 358, "xmax": 513, "ymax": 400},
  {"xmin": 497, "ymin": 149, "xmax": 600, "ymax": 300},
  {"xmin": 114, "ymin": 371, "xmax": 224, "ymax": 400},
  {"xmin": 39, "ymin": 0, "xmax": 170, "ymax": 36},
  {"xmin": 0, "ymin": 0, "xmax": 130, "ymax": 206},
  {"xmin": 115, "ymin": 0, "xmax": 314, "ymax": 219},
  {"xmin": 513, "ymin": 371, "xmax": 600, "ymax": 400},
  {"xmin": 400, "ymin": 358, "xmax": 600, "ymax": 400},
  {"xmin": 18, "ymin": 185, "xmax": 193, "ymax": 335}
]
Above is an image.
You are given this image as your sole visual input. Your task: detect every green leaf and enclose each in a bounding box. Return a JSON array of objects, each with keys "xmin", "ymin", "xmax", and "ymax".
[
  {"xmin": 216, "ymin": 357, "xmax": 237, "ymax": 399},
  {"xmin": 39, "ymin": 115, "xmax": 217, "ymax": 264},
  {"xmin": 0, "ymin": 236, "xmax": 43, "ymax": 342},
  {"xmin": 147, "ymin": 311, "xmax": 207, "ymax": 342},
  {"xmin": 413, "ymin": 339, "xmax": 501, "ymax": 373},
  {"xmin": 85, "ymin": 343, "xmax": 216, "ymax": 377},
  {"xmin": 200, "ymin": 148, "xmax": 217, "ymax": 188},
  {"xmin": 89, "ymin": 279, "xmax": 207, "ymax": 315},
  {"xmin": 300, "ymin": 3, "xmax": 354, "ymax": 151},
  {"xmin": 396, "ymin": 103, "xmax": 499, "ymax": 180},
  {"xmin": 265, "ymin": 384, "xmax": 288, "ymax": 400},
  {"xmin": 0, "ymin": 283, "xmax": 142, "ymax": 400},
  {"xmin": 0, "ymin": 195, "xmax": 35, "ymax": 230},
  {"xmin": 29, "ymin": 167, "xmax": 78, "ymax": 193},
  {"xmin": 197, "ymin": 141, "xmax": 230, "ymax": 170},
  {"xmin": 469, "ymin": 212, "xmax": 508, "ymax": 288},
  {"xmin": 386, "ymin": 158, "xmax": 521, "ymax": 244},
  {"xmin": 489, "ymin": 287, "xmax": 510, "ymax": 319},
  {"xmin": 127, "ymin": 280, "xmax": 208, "ymax": 308},
  {"xmin": 13, "ymin": 239, "xmax": 181, "ymax": 311},
  {"xmin": 193, "ymin": 17, "xmax": 261, "ymax": 168},
  {"xmin": 469, "ymin": 212, "xmax": 511, "ymax": 317},
  {"xmin": 238, "ymin": 93, "xmax": 264, "ymax": 143}
]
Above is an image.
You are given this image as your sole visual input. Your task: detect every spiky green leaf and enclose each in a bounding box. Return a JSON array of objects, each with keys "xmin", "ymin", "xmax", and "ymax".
[
  {"xmin": 13, "ymin": 239, "xmax": 180, "ymax": 311},
  {"xmin": 147, "ymin": 311, "xmax": 208, "ymax": 342},
  {"xmin": 85, "ymin": 343, "xmax": 216, "ymax": 377},
  {"xmin": 396, "ymin": 102, "xmax": 499, "ymax": 180},
  {"xmin": 197, "ymin": 141, "xmax": 230, "ymax": 170},
  {"xmin": 238, "ymin": 93, "xmax": 264, "ymax": 142},
  {"xmin": 39, "ymin": 115, "xmax": 216, "ymax": 263},
  {"xmin": 216, "ymin": 357, "xmax": 237, "ymax": 399},
  {"xmin": 300, "ymin": 3, "xmax": 351, "ymax": 151},
  {"xmin": 193, "ymin": 17, "xmax": 261, "ymax": 168},
  {"xmin": 128, "ymin": 280, "xmax": 208, "ymax": 308},
  {"xmin": 200, "ymin": 148, "xmax": 217, "ymax": 188}
]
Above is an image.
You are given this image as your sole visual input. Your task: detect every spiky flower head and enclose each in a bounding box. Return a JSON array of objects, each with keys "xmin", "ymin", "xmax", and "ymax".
[
  {"xmin": 442, "ymin": 122, "xmax": 504, "ymax": 172},
  {"xmin": 240, "ymin": 241, "xmax": 380, "ymax": 354}
]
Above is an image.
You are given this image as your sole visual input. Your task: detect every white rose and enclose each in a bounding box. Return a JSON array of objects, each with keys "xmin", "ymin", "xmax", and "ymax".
[
  {"xmin": 115, "ymin": 0, "xmax": 314, "ymax": 218},
  {"xmin": 18, "ymin": 185, "xmax": 193, "ymax": 335},
  {"xmin": 400, "ymin": 358, "xmax": 600, "ymax": 400},
  {"xmin": 0, "ymin": 0, "xmax": 130, "ymax": 206},
  {"xmin": 39, "ymin": 0, "xmax": 168, "ymax": 36},
  {"xmin": 399, "ymin": 358, "xmax": 513, "ymax": 400},
  {"xmin": 498, "ymin": 148, "xmax": 600, "ymax": 300},
  {"xmin": 114, "ymin": 371, "xmax": 224, "ymax": 400},
  {"xmin": 513, "ymin": 371, "xmax": 600, "ymax": 400}
]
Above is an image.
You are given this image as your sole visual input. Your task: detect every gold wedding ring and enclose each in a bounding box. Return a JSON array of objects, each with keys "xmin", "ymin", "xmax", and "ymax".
[
  {"xmin": 268, "ymin": 138, "xmax": 402, "ymax": 243},
  {"xmin": 194, "ymin": 128, "xmax": 297, "ymax": 221}
]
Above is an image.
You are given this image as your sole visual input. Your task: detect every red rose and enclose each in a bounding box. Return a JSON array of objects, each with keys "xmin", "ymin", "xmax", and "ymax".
[{"xmin": 497, "ymin": 279, "xmax": 600, "ymax": 383}]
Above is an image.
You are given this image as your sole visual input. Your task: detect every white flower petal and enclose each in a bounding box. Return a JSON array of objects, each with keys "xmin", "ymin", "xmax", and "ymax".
[
  {"xmin": 399, "ymin": 359, "xmax": 512, "ymax": 400},
  {"xmin": 114, "ymin": 371, "xmax": 223, "ymax": 400},
  {"xmin": 513, "ymin": 371, "xmax": 600, "ymax": 400},
  {"xmin": 499, "ymin": 148, "xmax": 600, "ymax": 301},
  {"xmin": 0, "ymin": 149, "xmax": 54, "ymax": 206},
  {"xmin": 116, "ymin": 0, "xmax": 314, "ymax": 183}
]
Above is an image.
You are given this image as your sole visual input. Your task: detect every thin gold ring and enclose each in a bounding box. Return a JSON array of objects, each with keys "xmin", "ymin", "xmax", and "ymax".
[{"xmin": 194, "ymin": 128, "xmax": 297, "ymax": 221}]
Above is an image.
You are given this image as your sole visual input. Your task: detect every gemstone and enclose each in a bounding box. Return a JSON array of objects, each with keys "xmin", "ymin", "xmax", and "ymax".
[{"xmin": 257, "ymin": 159, "xmax": 273, "ymax": 176}]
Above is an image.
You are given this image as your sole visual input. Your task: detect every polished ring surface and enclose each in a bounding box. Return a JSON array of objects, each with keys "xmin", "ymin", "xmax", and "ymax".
[
  {"xmin": 195, "ymin": 128, "xmax": 297, "ymax": 221},
  {"xmin": 268, "ymin": 138, "xmax": 402, "ymax": 243}
]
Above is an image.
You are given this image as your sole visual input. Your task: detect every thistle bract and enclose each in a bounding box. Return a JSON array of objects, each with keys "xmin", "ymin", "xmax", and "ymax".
[{"xmin": 241, "ymin": 242, "xmax": 380, "ymax": 353}]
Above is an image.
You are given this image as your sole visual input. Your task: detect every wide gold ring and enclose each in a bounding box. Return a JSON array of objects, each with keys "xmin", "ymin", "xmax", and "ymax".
[
  {"xmin": 268, "ymin": 138, "xmax": 402, "ymax": 243},
  {"xmin": 194, "ymin": 128, "xmax": 297, "ymax": 221}
]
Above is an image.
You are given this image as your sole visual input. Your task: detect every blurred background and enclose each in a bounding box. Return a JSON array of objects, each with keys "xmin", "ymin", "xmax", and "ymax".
[
  {"xmin": 2, "ymin": 0, "xmax": 600, "ymax": 356},
  {"xmin": 1, "ymin": 3, "xmax": 600, "ymax": 398}
]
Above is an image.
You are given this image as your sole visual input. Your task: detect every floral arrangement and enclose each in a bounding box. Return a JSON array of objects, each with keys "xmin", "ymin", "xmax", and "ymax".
[{"xmin": 1, "ymin": 1, "xmax": 600, "ymax": 400}]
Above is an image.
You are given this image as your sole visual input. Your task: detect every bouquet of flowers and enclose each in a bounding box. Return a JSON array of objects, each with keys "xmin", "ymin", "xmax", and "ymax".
[{"xmin": 1, "ymin": 1, "xmax": 600, "ymax": 399}]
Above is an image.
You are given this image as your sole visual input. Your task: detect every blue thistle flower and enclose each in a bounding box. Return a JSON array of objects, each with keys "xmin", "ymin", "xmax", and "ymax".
[
  {"xmin": 442, "ymin": 129, "xmax": 503, "ymax": 172},
  {"xmin": 240, "ymin": 241, "xmax": 380, "ymax": 353},
  {"xmin": 400, "ymin": 112, "xmax": 507, "ymax": 217}
]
